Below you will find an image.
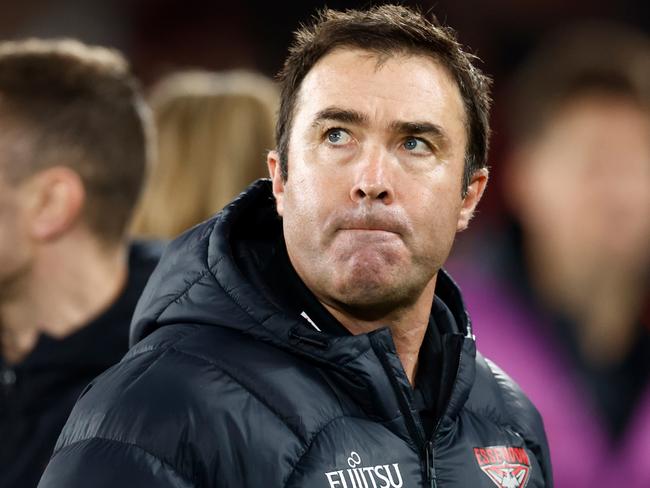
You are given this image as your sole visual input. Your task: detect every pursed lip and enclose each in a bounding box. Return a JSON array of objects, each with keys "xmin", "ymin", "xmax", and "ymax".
[
  {"xmin": 335, "ymin": 214, "xmax": 407, "ymax": 236},
  {"xmin": 339, "ymin": 227, "xmax": 400, "ymax": 235},
  {"xmin": 326, "ymin": 207, "xmax": 411, "ymax": 240}
]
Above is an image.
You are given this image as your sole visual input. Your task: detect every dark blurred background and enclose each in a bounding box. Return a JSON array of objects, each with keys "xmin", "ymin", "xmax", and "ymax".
[
  {"xmin": 2, "ymin": 3, "xmax": 649, "ymax": 486},
  {"xmin": 2, "ymin": 0, "xmax": 646, "ymax": 225}
]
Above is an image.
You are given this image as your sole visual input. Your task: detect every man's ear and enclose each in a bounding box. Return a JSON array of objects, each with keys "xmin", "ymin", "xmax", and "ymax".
[
  {"xmin": 25, "ymin": 166, "xmax": 85, "ymax": 241},
  {"xmin": 457, "ymin": 168, "xmax": 488, "ymax": 231},
  {"xmin": 267, "ymin": 150, "xmax": 285, "ymax": 217}
]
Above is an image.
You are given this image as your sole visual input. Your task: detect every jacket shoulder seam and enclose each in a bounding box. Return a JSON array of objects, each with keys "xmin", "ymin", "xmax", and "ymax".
[
  {"xmin": 167, "ymin": 346, "xmax": 305, "ymax": 443},
  {"xmin": 126, "ymin": 324, "xmax": 203, "ymax": 361},
  {"xmin": 51, "ymin": 436, "xmax": 196, "ymax": 486},
  {"xmin": 472, "ymin": 355, "xmax": 540, "ymax": 441},
  {"xmin": 153, "ymin": 261, "xmax": 221, "ymax": 324},
  {"xmin": 462, "ymin": 403, "xmax": 525, "ymax": 440},
  {"xmin": 478, "ymin": 356, "xmax": 552, "ymax": 485}
]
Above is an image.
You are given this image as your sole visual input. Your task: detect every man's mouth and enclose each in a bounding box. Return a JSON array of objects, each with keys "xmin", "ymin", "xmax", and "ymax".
[
  {"xmin": 340, "ymin": 227, "xmax": 399, "ymax": 235},
  {"xmin": 337, "ymin": 215, "xmax": 406, "ymax": 236}
]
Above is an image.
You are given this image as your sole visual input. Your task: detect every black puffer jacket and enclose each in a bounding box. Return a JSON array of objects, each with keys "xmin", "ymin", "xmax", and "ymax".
[{"xmin": 39, "ymin": 180, "xmax": 552, "ymax": 488}]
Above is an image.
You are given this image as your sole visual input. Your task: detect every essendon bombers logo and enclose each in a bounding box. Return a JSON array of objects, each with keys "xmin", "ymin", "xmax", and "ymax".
[{"xmin": 473, "ymin": 446, "xmax": 532, "ymax": 488}]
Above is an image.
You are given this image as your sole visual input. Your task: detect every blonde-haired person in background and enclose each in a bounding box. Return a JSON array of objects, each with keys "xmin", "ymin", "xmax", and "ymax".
[{"xmin": 131, "ymin": 70, "xmax": 278, "ymax": 239}]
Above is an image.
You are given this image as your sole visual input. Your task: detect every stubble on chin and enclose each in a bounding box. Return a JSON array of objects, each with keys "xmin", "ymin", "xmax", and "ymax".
[{"xmin": 322, "ymin": 257, "xmax": 429, "ymax": 321}]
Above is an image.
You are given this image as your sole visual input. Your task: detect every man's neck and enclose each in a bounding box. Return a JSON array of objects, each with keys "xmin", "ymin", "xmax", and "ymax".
[
  {"xmin": 0, "ymin": 236, "xmax": 128, "ymax": 365},
  {"xmin": 322, "ymin": 276, "xmax": 437, "ymax": 385}
]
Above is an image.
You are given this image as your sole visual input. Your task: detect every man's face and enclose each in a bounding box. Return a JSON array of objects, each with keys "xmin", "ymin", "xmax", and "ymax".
[{"xmin": 269, "ymin": 49, "xmax": 485, "ymax": 317}]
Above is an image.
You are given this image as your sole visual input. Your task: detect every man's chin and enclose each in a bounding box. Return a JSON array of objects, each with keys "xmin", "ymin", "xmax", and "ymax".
[{"xmin": 330, "ymin": 272, "xmax": 411, "ymax": 313}]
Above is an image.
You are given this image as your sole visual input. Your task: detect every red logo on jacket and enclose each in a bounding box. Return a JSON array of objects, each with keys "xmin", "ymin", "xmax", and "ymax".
[{"xmin": 473, "ymin": 446, "xmax": 531, "ymax": 488}]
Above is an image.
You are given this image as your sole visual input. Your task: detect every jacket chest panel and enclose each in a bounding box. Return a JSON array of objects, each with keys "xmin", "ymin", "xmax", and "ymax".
[
  {"xmin": 433, "ymin": 412, "xmax": 546, "ymax": 488},
  {"xmin": 282, "ymin": 413, "xmax": 546, "ymax": 488},
  {"xmin": 285, "ymin": 417, "xmax": 419, "ymax": 488}
]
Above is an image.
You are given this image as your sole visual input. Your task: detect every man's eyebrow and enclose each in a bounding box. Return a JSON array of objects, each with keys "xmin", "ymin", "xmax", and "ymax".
[
  {"xmin": 311, "ymin": 107, "xmax": 368, "ymax": 128},
  {"xmin": 389, "ymin": 120, "xmax": 447, "ymax": 140}
]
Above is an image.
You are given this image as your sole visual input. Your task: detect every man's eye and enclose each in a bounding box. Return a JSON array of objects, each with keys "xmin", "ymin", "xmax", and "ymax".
[
  {"xmin": 403, "ymin": 137, "xmax": 430, "ymax": 153},
  {"xmin": 326, "ymin": 129, "xmax": 351, "ymax": 145}
]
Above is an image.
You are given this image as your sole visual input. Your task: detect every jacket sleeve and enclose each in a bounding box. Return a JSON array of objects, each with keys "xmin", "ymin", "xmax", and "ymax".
[
  {"xmin": 38, "ymin": 437, "xmax": 196, "ymax": 488},
  {"xmin": 483, "ymin": 356, "xmax": 554, "ymax": 488}
]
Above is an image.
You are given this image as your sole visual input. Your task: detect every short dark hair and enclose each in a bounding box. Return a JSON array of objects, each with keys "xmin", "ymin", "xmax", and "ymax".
[
  {"xmin": 508, "ymin": 22, "xmax": 650, "ymax": 145},
  {"xmin": 0, "ymin": 38, "xmax": 152, "ymax": 244},
  {"xmin": 276, "ymin": 5, "xmax": 492, "ymax": 194}
]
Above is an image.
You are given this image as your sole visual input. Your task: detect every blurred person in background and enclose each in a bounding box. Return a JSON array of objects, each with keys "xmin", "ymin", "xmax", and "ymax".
[
  {"xmin": 449, "ymin": 23, "xmax": 650, "ymax": 487},
  {"xmin": 130, "ymin": 70, "xmax": 278, "ymax": 239},
  {"xmin": 0, "ymin": 39, "xmax": 161, "ymax": 488}
]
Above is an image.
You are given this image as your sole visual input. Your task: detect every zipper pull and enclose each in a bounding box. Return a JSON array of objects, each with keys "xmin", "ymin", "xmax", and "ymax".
[
  {"xmin": 288, "ymin": 328, "xmax": 330, "ymax": 349},
  {"xmin": 425, "ymin": 441, "xmax": 437, "ymax": 488}
]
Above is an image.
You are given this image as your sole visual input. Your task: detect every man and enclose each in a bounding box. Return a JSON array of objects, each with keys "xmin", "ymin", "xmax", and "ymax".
[
  {"xmin": 449, "ymin": 23, "xmax": 650, "ymax": 488},
  {"xmin": 39, "ymin": 6, "xmax": 552, "ymax": 488},
  {"xmin": 0, "ymin": 39, "xmax": 160, "ymax": 488}
]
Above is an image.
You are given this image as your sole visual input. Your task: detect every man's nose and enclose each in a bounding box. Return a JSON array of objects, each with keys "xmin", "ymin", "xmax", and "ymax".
[{"xmin": 350, "ymin": 146, "xmax": 395, "ymax": 204}]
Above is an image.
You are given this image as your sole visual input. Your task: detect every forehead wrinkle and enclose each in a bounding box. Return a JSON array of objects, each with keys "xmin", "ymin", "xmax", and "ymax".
[{"xmin": 298, "ymin": 50, "xmax": 468, "ymax": 159}]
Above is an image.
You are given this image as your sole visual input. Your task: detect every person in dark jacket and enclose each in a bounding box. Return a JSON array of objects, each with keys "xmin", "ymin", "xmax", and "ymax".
[
  {"xmin": 39, "ymin": 6, "xmax": 552, "ymax": 488},
  {"xmin": 0, "ymin": 39, "xmax": 160, "ymax": 488}
]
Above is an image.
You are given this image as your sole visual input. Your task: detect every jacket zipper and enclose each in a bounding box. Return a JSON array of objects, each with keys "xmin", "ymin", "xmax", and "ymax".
[
  {"xmin": 425, "ymin": 441, "xmax": 437, "ymax": 488},
  {"xmin": 425, "ymin": 340, "xmax": 464, "ymax": 488},
  {"xmin": 371, "ymin": 339, "xmax": 437, "ymax": 487},
  {"xmin": 371, "ymin": 334, "xmax": 464, "ymax": 488}
]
